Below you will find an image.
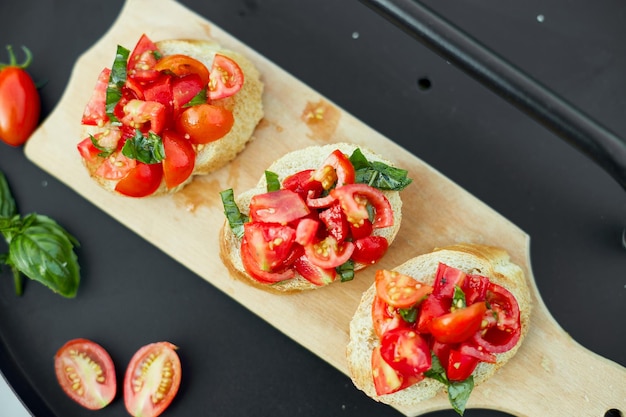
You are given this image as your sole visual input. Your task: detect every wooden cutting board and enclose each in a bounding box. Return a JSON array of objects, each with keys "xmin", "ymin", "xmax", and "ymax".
[{"xmin": 23, "ymin": 0, "xmax": 626, "ymax": 415}]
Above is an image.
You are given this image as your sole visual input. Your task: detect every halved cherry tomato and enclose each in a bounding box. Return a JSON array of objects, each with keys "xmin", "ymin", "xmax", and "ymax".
[
  {"xmin": 176, "ymin": 103, "xmax": 234, "ymax": 144},
  {"xmin": 241, "ymin": 236, "xmax": 295, "ymax": 283},
  {"xmin": 446, "ymin": 349, "xmax": 479, "ymax": 382},
  {"xmin": 304, "ymin": 235, "xmax": 354, "ymax": 269},
  {"xmin": 162, "ymin": 129, "xmax": 195, "ymax": 189},
  {"xmin": 371, "ymin": 294, "xmax": 408, "ymax": 339},
  {"xmin": 208, "ymin": 54, "xmax": 244, "ymax": 100},
  {"xmin": 472, "ymin": 283, "xmax": 521, "ymax": 353},
  {"xmin": 127, "ymin": 34, "xmax": 160, "ymax": 82},
  {"xmin": 293, "ymin": 254, "xmax": 336, "ymax": 286},
  {"xmin": 249, "ymin": 189, "xmax": 310, "ymax": 224},
  {"xmin": 375, "ymin": 269, "xmax": 433, "ymax": 309},
  {"xmin": 124, "ymin": 341, "xmax": 181, "ymax": 417},
  {"xmin": 331, "ymin": 183, "xmax": 393, "ymax": 228},
  {"xmin": 81, "ymin": 67, "xmax": 110, "ymax": 126},
  {"xmin": 380, "ymin": 327, "xmax": 431, "ymax": 377},
  {"xmin": 155, "ymin": 54, "xmax": 210, "ymax": 86},
  {"xmin": 243, "ymin": 222, "xmax": 296, "ymax": 272},
  {"xmin": 312, "ymin": 149, "xmax": 355, "ymax": 189},
  {"xmin": 0, "ymin": 45, "xmax": 40, "ymax": 146},
  {"xmin": 54, "ymin": 338, "xmax": 116, "ymax": 410},
  {"xmin": 429, "ymin": 301, "xmax": 487, "ymax": 344},
  {"xmin": 115, "ymin": 162, "xmax": 163, "ymax": 197},
  {"xmin": 351, "ymin": 235, "xmax": 389, "ymax": 265}
]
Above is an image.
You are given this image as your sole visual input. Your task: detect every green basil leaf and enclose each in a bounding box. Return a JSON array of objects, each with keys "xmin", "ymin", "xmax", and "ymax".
[
  {"xmin": 398, "ymin": 307, "xmax": 418, "ymax": 323},
  {"xmin": 183, "ymin": 88, "xmax": 208, "ymax": 108},
  {"xmin": 8, "ymin": 214, "xmax": 80, "ymax": 298},
  {"xmin": 0, "ymin": 171, "xmax": 17, "ymax": 219},
  {"xmin": 121, "ymin": 130, "xmax": 164, "ymax": 164},
  {"xmin": 448, "ymin": 377, "xmax": 474, "ymax": 415},
  {"xmin": 348, "ymin": 148, "xmax": 370, "ymax": 170},
  {"xmin": 89, "ymin": 134, "xmax": 115, "ymax": 158},
  {"xmin": 265, "ymin": 171, "xmax": 281, "ymax": 192},
  {"xmin": 336, "ymin": 260, "xmax": 355, "ymax": 282},
  {"xmin": 105, "ymin": 45, "xmax": 130, "ymax": 123},
  {"xmin": 349, "ymin": 148, "xmax": 412, "ymax": 191},
  {"xmin": 452, "ymin": 285, "xmax": 467, "ymax": 309},
  {"xmin": 424, "ymin": 352, "xmax": 449, "ymax": 385},
  {"xmin": 220, "ymin": 189, "xmax": 248, "ymax": 239}
]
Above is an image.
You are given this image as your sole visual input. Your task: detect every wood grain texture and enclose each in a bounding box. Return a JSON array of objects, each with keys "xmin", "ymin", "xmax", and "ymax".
[{"xmin": 23, "ymin": 0, "xmax": 626, "ymax": 415}]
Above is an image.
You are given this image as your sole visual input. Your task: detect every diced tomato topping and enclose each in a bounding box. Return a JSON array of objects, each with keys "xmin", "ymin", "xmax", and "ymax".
[
  {"xmin": 282, "ymin": 169, "xmax": 324, "ymax": 201},
  {"xmin": 380, "ymin": 327, "xmax": 431, "ymax": 377},
  {"xmin": 375, "ymin": 269, "xmax": 432, "ymax": 309},
  {"xmin": 208, "ymin": 54, "xmax": 244, "ymax": 100},
  {"xmin": 77, "ymin": 137, "xmax": 101, "ymax": 163},
  {"xmin": 372, "ymin": 294, "xmax": 408, "ymax": 339},
  {"xmin": 429, "ymin": 302, "xmax": 487, "ymax": 344},
  {"xmin": 304, "ymin": 236, "xmax": 354, "ymax": 269},
  {"xmin": 154, "ymin": 54, "xmax": 210, "ymax": 86},
  {"xmin": 312, "ymin": 149, "xmax": 355, "ymax": 189},
  {"xmin": 81, "ymin": 68, "xmax": 110, "ymax": 126},
  {"xmin": 127, "ymin": 34, "xmax": 160, "ymax": 82},
  {"xmin": 293, "ymin": 255, "xmax": 336, "ymax": 286},
  {"xmin": 446, "ymin": 349, "xmax": 479, "ymax": 382},
  {"xmin": 318, "ymin": 201, "xmax": 349, "ymax": 243},
  {"xmin": 95, "ymin": 152, "xmax": 136, "ymax": 180},
  {"xmin": 351, "ymin": 235, "xmax": 389, "ymax": 265},
  {"xmin": 161, "ymin": 129, "xmax": 195, "ymax": 189},
  {"xmin": 331, "ymin": 183, "xmax": 393, "ymax": 228},
  {"xmin": 240, "ymin": 236, "xmax": 295, "ymax": 284},
  {"xmin": 249, "ymin": 190, "xmax": 310, "ymax": 224},
  {"xmin": 120, "ymin": 99, "xmax": 167, "ymax": 134},
  {"xmin": 114, "ymin": 162, "xmax": 163, "ymax": 197}
]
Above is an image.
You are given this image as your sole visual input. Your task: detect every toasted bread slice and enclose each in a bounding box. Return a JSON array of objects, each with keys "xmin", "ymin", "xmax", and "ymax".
[
  {"xmin": 219, "ymin": 142, "xmax": 404, "ymax": 292},
  {"xmin": 80, "ymin": 38, "xmax": 263, "ymax": 196},
  {"xmin": 346, "ymin": 243, "xmax": 532, "ymax": 408}
]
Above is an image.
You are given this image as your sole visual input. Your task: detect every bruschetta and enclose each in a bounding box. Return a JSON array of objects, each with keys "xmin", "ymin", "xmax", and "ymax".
[
  {"xmin": 219, "ymin": 143, "xmax": 412, "ymax": 292},
  {"xmin": 77, "ymin": 34, "xmax": 263, "ymax": 197},
  {"xmin": 346, "ymin": 243, "xmax": 532, "ymax": 414}
]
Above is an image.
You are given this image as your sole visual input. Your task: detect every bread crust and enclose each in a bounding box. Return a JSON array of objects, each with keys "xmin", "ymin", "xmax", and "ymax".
[
  {"xmin": 80, "ymin": 38, "xmax": 264, "ymax": 196},
  {"xmin": 219, "ymin": 142, "xmax": 404, "ymax": 292},
  {"xmin": 346, "ymin": 243, "xmax": 532, "ymax": 408}
]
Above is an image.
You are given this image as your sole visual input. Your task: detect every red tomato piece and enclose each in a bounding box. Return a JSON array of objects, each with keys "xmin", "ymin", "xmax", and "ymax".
[
  {"xmin": 312, "ymin": 149, "xmax": 356, "ymax": 189},
  {"xmin": 462, "ymin": 273, "xmax": 489, "ymax": 305},
  {"xmin": 371, "ymin": 346, "xmax": 404, "ymax": 396},
  {"xmin": 115, "ymin": 162, "xmax": 163, "ymax": 197},
  {"xmin": 282, "ymin": 169, "xmax": 324, "ymax": 201},
  {"xmin": 241, "ymin": 236, "xmax": 295, "ymax": 283},
  {"xmin": 172, "ymin": 73, "xmax": 204, "ymax": 112},
  {"xmin": 120, "ymin": 99, "xmax": 167, "ymax": 135},
  {"xmin": 81, "ymin": 67, "xmax": 110, "ymax": 126},
  {"xmin": 304, "ymin": 236, "xmax": 354, "ymax": 269},
  {"xmin": 331, "ymin": 183, "xmax": 393, "ymax": 228},
  {"xmin": 375, "ymin": 269, "xmax": 433, "ymax": 309},
  {"xmin": 95, "ymin": 152, "xmax": 136, "ymax": 180},
  {"xmin": 176, "ymin": 103, "xmax": 234, "ymax": 144},
  {"xmin": 433, "ymin": 263, "xmax": 467, "ymax": 299},
  {"xmin": 127, "ymin": 34, "xmax": 160, "ymax": 82},
  {"xmin": 208, "ymin": 54, "xmax": 244, "ymax": 100},
  {"xmin": 458, "ymin": 342, "xmax": 496, "ymax": 364},
  {"xmin": 446, "ymin": 349, "xmax": 479, "ymax": 382},
  {"xmin": 123, "ymin": 341, "xmax": 181, "ymax": 417},
  {"xmin": 416, "ymin": 294, "xmax": 450, "ymax": 334},
  {"xmin": 243, "ymin": 222, "xmax": 296, "ymax": 272},
  {"xmin": 293, "ymin": 254, "xmax": 336, "ymax": 286},
  {"xmin": 472, "ymin": 283, "xmax": 522, "ymax": 353},
  {"xmin": 54, "ymin": 338, "xmax": 116, "ymax": 410},
  {"xmin": 350, "ymin": 218, "xmax": 373, "ymax": 240},
  {"xmin": 295, "ymin": 217, "xmax": 320, "ymax": 246},
  {"xmin": 249, "ymin": 189, "xmax": 310, "ymax": 224},
  {"xmin": 380, "ymin": 327, "xmax": 432, "ymax": 377},
  {"xmin": 77, "ymin": 137, "xmax": 102, "ymax": 163},
  {"xmin": 429, "ymin": 301, "xmax": 487, "ymax": 344},
  {"xmin": 351, "ymin": 235, "xmax": 389, "ymax": 265},
  {"xmin": 0, "ymin": 47, "xmax": 41, "ymax": 146},
  {"xmin": 371, "ymin": 294, "xmax": 408, "ymax": 339},
  {"xmin": 142, "ymin": 74, "xmax": 173, "ymax": 108},
  {"xmin": 154, "ymin": 54, "xmax": 210, "ymax": 86},
  {"xmin": 162, "ymin": 130, "xmax": 195, "ymax": 189},
  {"xmin": 319, "ymin": 201, "xmax": 349, "ymax": 243}
]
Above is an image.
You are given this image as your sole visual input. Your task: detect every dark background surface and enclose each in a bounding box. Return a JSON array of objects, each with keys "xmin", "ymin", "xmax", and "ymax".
[{"xmin": 0, "ymin": 1, "xmax": 624, "ymax": 416}]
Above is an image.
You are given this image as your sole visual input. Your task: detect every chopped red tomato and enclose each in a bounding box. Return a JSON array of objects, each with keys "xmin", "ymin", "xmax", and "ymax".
[
  {"xmin": 349, "ymin": 218, "xmax": 373, "ymax": 240},
  {"xmin": 81, "ymin": 68, "xmax": 110, "ymax": 126},
  {"xmin": 208, "ymin": 54, "xmax": 244, "ymax": 100},
  {"xmin": 311, "ymin": 149, "xmax": 355, "ymax": 189},
  {"xmin": 371, "ymin": 294, "xmax": 408, "ymax": 339},
  {"xmin": 371, "ymin": 346, "xmax": 404, "ymax": 396},
  {"xmin": 176, "ymin": 103, "xmax": 234, "ymax": 144},
  {"xmin": 331, "ymin": 183, "xmax": 393, "ymax": 228},
  {"xmin": 282, "ymin": 169, "xmax": 324, "ymax": 201},
  {"xmin": 433, "ymin": 263, "xmax": 467, "ymax": 299},
  {"xmin": 293, "ymin": 254, "xmax": 336, "ymax": 286},
  {"xmin": 54, "ymin": 338, "xmax": 116, "ymax": 410},
  {"xmin": 120, "ymin": 99, "xmax": 167, "ymax": 134},
  {"xmin": 304, "ymin": 236, "xmax": 354, "ymax": 269},
  {"xmin": 127, "ymin": 34, "xmax": 160, "ymax": 82},
  {"xmin": 115, "ymin": 162, "xmax": 163, "ymax": 197},
  {"xmin": 375, "ymin": 269, "xmax": 432, "ymax": 309},
  {"xmin": 249, "ymin": 189, "xmax": 310, "ymax": 224},
  {"xmin": 162, "ymin": 129, "xmax": 195, "ymax": 189},
  {"xmin": 123, "ymin": 341, "xmax": 181, "ymax": 417},
  {"xmin": 416, "ymin": 293, "xmax": 450, "ymax": 334},
  {"xmin": 380, "ymin": 327, "xmax": 431, "ymax": 377},
  {"xmin": 429, "ymin": 301, "xmax": 487, "ymax": 344},
  {"xmin": 462, "ymin": 273, "xmax": 489, "ymax": 305},
  {"xmin": 472, "ymin": 283, "xmax": 521, "ymax": 353},
  {"xmin": 243, "ymin": 222, "xmax": 296, "ymax": 272},
  {"xmin": 172, "ymin": 73, "xmax": 204, "ymax": 112},
  {"xmin": 295, "ymin": 217, "xmax": 320, "ymax": 246},
  {"xmin": 241, "ymin": 236, "xmax": 295, "ymax": 283},
  {"xmin": 95, "ymin": 152, "xmax": 136, "ymax": 180},
  {"xmin": 77, "ymin": 137, "xmax": 101, "ymax": 163},
  {"xmin": 154, "ymin": 54, "xmax": 210, "ymax": 86},
  {"xmin": 318, "ymin": 201, "xmax": 349, "ymax": 243},
  {"xmin": 458, "ymin": 342, "xmax": 496, "ymax": 364},
  {"xmin": 351, "ymin": 235, "xmax": 389, "ymax": 264},
  {"xmin": 446, "ymin": 349, "xmax": 479, "ymax": 382},
  {"xmin": 142, "ymin": 74, "xmax": 173, "ymax": 109}
]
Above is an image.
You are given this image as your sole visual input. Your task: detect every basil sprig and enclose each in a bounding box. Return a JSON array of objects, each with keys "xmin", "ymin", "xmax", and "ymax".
[
  {"xmin": 0, "ymin": 172, "xmax": 81, "ymax": 297},
  {"xmin": 265, "ymin": 171, "xmax": 281, "ymax": 192},
  {"xmin": 220, "ymin": 189, "xmax": 249, "ymax": 239},
  {"xmin": 122, "ymin": 130, "xmax": 165, "ymax": 164},
  {"xmin": 424, "ymin": 352, "xmax": 474, "ymax": 415},
  {"xmin": 349, "ymin": 148, "xmax": 412, "ymax": 191},
  {"xmin": 105, "ymin": 44, "xmax": 130, "ymax": 123}
]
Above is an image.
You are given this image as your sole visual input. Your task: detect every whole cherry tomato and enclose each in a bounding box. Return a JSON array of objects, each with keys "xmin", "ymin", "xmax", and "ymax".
[{"xmin": 0, "ymin": 45, "xmax": 40, "ymax": 146}]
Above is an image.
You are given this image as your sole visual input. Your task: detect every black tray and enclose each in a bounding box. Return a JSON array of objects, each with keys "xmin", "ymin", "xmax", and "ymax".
[{"xmin": 0, "ymin": 1, "xmax": 624, "ymax": 416}]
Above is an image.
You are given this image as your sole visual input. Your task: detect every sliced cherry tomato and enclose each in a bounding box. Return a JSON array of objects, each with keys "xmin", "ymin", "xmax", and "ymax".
[
  {"xmin": 319, "ymin": 201, "xmax": 349, "ymax": 243},
  {"xmin": 380, "ymin": 327, "xmax": 431, "ymax": 377},
  {"xmin": 446, "ymin": 349, "xmax": 479, "ymax": 382},
  {"xmin": 371, "ymin": 294, "xmax": 408, "ymax": 339},
  {"xmin": 81, "ymin": 67, "xmax": 110, "ymax": 126},
  {"xmin": 243, "ymin": 222, "xmax": 296, "ymax": 272},
  {"xmin": 127, "ymin": 34, "xmax": 160, "ymax": 82},
  {"xmin": 331, "ymin": 183, "xmax": 393, "ymax": 228},
  {"xmin": 416, "ymin": 294, "xmax": 450, "ymax": 334},
  {"xmin": 249, "ymin": 189, "xmax": 310, "ymax": 224},
  {"xmin": 351, "ymin": 236, "xmax": 389, "ymax": 265},
  {"xmin": 375, "ymin": 269, "xmax": 433, "ymax": 309},
  {"xmin": 124, "ymin": 341, "xmax": 181, "ymax": 417},
  {"xmin": 0, "ymin": 45, "xmax": 40, "ymax": 146},
  {"xmin": 433, "ymin": 263, "xmax": 467, "ymax": 299},
  {"xmin": 95, "ymin": 152, "xmax": 136, "ymax": 180},
  {"xmin": 304, "ymin": 235, "xmax": 354, "ymax": 269},
  {"xmin": 293, "ymin": 254, "xmax": 336, "ymax": 286},
  {"xmin": 429, "ymin": 301, "xmax": 487, "ymax": 344},
  {"xmin": 312, "ymin": 149, "xmax": 355, "ymax": 189},
  {"xmin": 176, "ymin": 103, "xmax": 234, "ymax": 144},
  {"xmin": 208, "ymin": 54, "xmax": 244, "ymax": 100},
  {"xmin": 162, "ymin": 129, "xmax": 195, "ymax": 189},
  {"xmin": 54, "ymin": 338, "xmax": 116, "ymax": 410},
  {"xmin": 241, "ymin": 236, "xmax": 295, "ymax": 283},
  {"xmin": 121, "ymin": 99, "xmax": 167, "ymax": 135},
  {"xmin": 349, "ymin": 218, "xmax": 373, "ymax": 240},
  {"xmin": 155, "ymin": 54, "xmax": 210, "ymax": 86},
  {"xmin": 115, "ymin": 162, "xmax": 163, "ymax": 197},
  {"xmin": 282, "ymin": 169, "xmax": 324, "ymax": 201},
  {"xmin": 472, "ymin": 283, "xmax": 521, "ymax": 353}
]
